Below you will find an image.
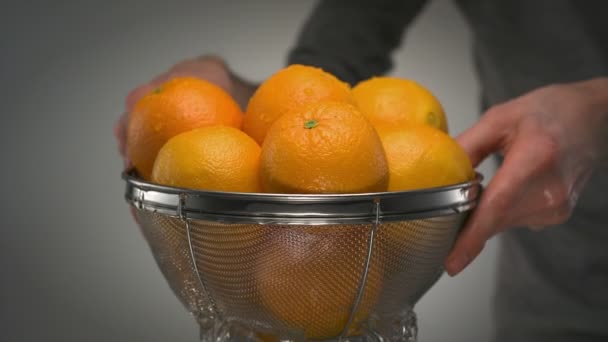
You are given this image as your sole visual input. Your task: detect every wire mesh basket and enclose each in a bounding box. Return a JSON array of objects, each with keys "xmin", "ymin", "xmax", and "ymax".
[{"xmin": 123, "ymin": 171, "xmax": 482, "ymax": 342}]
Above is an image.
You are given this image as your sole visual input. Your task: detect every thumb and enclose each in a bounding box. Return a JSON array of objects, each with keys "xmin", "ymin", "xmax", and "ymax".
[
  {"xmin": 456, "ymin": 107, "xmax": 513, "ymax": 167},
  {"xmin": 125, "ymin": 73, "xmax": 169, "ymax": 111}
]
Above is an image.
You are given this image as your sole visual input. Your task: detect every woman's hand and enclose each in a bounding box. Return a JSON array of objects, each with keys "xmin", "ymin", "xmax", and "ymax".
[
  {"xmin": 113, "ymin": 55, "xmax": 257, "ymax": 166},
  {"xmin": 446, "ymin": 77, "xmax": 608, "ymax": 276}
]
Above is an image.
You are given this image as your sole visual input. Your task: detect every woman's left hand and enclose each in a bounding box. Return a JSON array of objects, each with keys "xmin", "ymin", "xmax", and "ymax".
[{"xmin": 446, "ymin": 77, "xmax": 608, "ymax": 276}]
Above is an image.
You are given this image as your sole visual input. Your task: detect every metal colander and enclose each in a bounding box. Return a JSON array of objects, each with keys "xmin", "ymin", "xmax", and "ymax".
[{"xmin": 123, "ymin": 171, "xmax": 482, "ymax": 342}]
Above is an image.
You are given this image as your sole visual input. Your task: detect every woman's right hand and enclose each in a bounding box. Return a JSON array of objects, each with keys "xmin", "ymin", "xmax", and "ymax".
[{"xmin": 113, "ymin": 55, "xmax": 257, "ymax": 167}]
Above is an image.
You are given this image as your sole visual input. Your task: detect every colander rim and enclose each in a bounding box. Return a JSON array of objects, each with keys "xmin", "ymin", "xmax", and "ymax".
[{"xmin": 123, "ymin": 169, "xmax": 483, "ymax": 224}]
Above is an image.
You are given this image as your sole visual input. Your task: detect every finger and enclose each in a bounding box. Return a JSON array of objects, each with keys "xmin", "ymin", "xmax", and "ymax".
[
  {"xmin": 130, "ymin": 206, "xmax": 139, "ymax": 224},
  {"xmin": 170, "ymin": 57, "xmax": 232, "ymax": 92},
  {"xmin": 456, "ymin": 106, "xmax": 514, "ymax": 167},
  {"xmin": 126, "ymin": 84, "xmax": 154, "ymax": 112},
  {"xmin": 511, "ymin": 205, "xmax": 573, "ymax": 231},
  {"xmin": 507, "ymin": 152, "xmax": 594, "ymax": 226},
  {"xmin": 507, "ymin": 169, "xmax": 592, "ymax": 230},
  {"xmin": 445, "ymin": 133, "xmax": 556, "ymax": 276},
  {"xmin": 114, "ymin": 112, "xmax": 129, "ymax": 157},
  {"xmin": 121, "ymin": 73, "xmax": 171, "ymax": 167},
  {"xmin": 113, "ymin": 112, "xmax": 126, "ymax": 141},
  {"xmin": 509, "ymin": 181, "xmax": 574, "ymax": 230},
  {"xmin": 125, "ymin": 72, "xmax": 169, "ymax": 111},
  {"xmin": 505, "ymin": 172, "xmax": 568, "ymax": 227},
  {"xmin": 113, "ymin": 113, "xmax": 132, "ymax": 169}
]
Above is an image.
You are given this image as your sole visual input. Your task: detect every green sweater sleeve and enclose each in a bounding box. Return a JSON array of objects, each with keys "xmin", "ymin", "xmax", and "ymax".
[{"xmin": 287, "ymin": 0, "xmax": 427, "ymax": 85}]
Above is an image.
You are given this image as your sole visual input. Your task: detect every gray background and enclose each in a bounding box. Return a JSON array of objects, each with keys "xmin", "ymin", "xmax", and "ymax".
[{"xmin": 1, "ymin": 1, "xmax": 497, "ymax": 341}]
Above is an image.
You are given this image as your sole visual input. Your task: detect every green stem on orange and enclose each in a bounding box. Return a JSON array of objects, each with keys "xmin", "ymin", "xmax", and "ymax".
[{"xmin": 304, "ymin": 119, "xmax": 318, "ymax": 129}]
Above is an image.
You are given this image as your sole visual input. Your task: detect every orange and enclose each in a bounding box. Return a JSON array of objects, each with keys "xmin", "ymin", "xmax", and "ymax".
[
  {"xmin": 127, "ymin": 77, "xmax": 243, "ymax": 179},
  {"xmin": 255, "ymin": 226, "xmax": 383, "ymax": 340},
  {"xmin": 352, "ymin": 77, "xmax": 448, "ymax": 132},
  {"xmin": 375, "ymin": 123, "xmax": 474, "ymax": 191},
  {"xmin": 243, "ymin": 64, "xmax": 352, "ymax": 144},
  {"xmin": 150, "ymin": 126, "xmax": 261, "ymax": 192},
  {"xmin": 260, "ymin": 101, "xmax": 389, "ymax": 194}
]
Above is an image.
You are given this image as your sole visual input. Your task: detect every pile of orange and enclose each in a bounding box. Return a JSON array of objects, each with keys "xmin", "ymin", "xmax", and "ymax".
[
  {"xmin": 126, "ymin": 65, "xmax": 473, "ymax": 194},
  {"xmin": 125, "ymin": 64, "xmax": 474, "ymax": 339}
]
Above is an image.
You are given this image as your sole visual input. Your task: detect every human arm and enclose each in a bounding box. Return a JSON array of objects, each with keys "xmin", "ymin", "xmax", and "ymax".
[
  {"xmin": 288, "ymin": 0, "xmax": 427, "ymax": 85},
  {"xmin": 116, "ymin": 0, "xmax": 427, "ymax": 162},
  {"xmin": 446, "ymin": 77, "xmax": 608, "ymax": 276}
]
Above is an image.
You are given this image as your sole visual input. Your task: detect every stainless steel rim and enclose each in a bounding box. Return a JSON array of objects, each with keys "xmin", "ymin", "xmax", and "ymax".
[{"xmin": 123, "ymin": 170, "xmax": 483, "ymax": 224}]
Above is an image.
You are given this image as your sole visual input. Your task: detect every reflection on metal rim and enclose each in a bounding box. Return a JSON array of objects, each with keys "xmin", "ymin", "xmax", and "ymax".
[{"xmin": 123, "ymin": 170, "xmax": 483, "ymax": 224}]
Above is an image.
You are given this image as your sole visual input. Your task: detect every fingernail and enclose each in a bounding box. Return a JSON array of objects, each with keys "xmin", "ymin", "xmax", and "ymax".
[{"xmin": 446, "ymin": 253, "xmax": 471, "ymax": 277}]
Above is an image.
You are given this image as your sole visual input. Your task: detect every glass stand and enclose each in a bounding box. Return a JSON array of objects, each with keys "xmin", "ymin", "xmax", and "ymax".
[{"xmin": 197, "ymin": 308, "xmax": 418, "ymax": 342}]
